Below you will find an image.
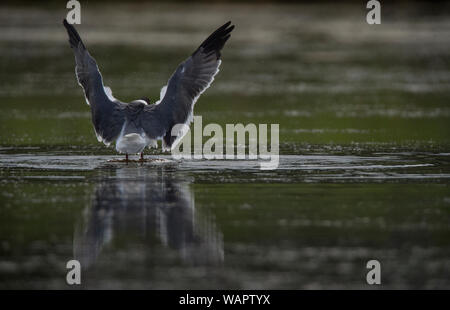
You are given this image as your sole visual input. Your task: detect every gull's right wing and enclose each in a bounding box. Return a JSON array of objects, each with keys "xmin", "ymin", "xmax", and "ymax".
[{"xmin": 63, "ymin": 19, "xmax": 125, "ymax": 145}]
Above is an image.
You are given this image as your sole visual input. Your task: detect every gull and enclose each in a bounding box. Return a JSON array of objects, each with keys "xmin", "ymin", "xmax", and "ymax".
[{"xmin": 63, "ymin": 19, "xmax": 234, "ymax": 161}]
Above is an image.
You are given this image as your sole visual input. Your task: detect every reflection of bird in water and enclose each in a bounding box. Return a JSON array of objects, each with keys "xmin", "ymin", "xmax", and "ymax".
[{"xmin": 73, "ymin": 165, "xmax": 223, "ymax": 269}]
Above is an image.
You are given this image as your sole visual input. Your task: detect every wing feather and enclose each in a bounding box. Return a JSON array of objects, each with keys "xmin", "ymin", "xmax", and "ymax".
[
  {"xmin": 140, "ymin": 21, "xmax": 234, "ymax": 149},
  {"xmin": 63, "ymin": 19, "xmax": 125, "ymax": 145}
]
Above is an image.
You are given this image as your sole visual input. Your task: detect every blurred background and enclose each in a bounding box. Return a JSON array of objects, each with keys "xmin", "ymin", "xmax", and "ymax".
[
  {"xmin": 0, "ymin": 1, "xmax": 449, "ymax": 289},
  {"xmin": 0, "ymin": 1, "xmax": 449, "ymax": 150}
]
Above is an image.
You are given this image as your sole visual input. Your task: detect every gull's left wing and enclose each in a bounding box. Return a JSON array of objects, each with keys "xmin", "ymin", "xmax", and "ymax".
[{"xmin": 140, "ymin": 21, "xmax": 235, "ymax": 149}]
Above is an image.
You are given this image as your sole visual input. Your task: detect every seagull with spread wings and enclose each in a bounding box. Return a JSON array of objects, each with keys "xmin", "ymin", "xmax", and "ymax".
[{"xmin": 63, "ymin": 19, "xmax": 234, "ymax": 161}]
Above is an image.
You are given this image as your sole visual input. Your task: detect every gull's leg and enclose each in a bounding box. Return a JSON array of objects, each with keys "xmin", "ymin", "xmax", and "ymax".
[
  {"xmin": 140, "ymin": 152, "xmax": 144, "ymax": 161},
  {"xmin": 125, "ymin": 153, "xmax": 129, "ymax": 163}
]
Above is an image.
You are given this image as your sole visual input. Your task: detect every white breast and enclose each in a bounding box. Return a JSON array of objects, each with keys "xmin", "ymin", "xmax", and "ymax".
[{"xmin": 116, "ymin": 133, "xmax": 147, "ymax": 154}]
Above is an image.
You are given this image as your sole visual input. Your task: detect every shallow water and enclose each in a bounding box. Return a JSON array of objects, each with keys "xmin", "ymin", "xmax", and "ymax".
[
  {"xmin": 0, "ymin": 3, "xmax": 450, "ymax": 289},
  {"xmin": 0, "ymin": 149, "xmax": 449, "ymax": 289}
]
